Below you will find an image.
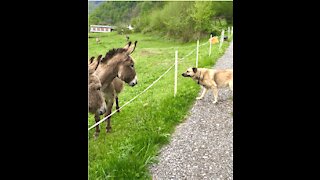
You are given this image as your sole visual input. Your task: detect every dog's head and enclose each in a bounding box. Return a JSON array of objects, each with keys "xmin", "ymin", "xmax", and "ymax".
[{"xmin": 182, "ymin": 67, "xmax": 197, "ymax": 77}]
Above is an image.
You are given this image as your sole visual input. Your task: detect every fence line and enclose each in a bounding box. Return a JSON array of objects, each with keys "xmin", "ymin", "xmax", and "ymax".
[
  {"xmin": 219, "ymin": 30, "xmax": 225, "ymax": 50},
  {"xmin": 178, "ymin": 41, "xmax": 210, "ymax": 62},
  {"xmin": 196, "ymin": 40, "xmax": 199, "ymax": 68},
  {"xmin": 179, "ymin": 48, "xmax": 196, "ymax": 61},
  {"xmin": 209, "ymin": 34, "xmax": 212, "ymax": 56},
  {"xmin": 174, "ymin": 51, "xmax": 178, "ymax": 97},
  {"xmin": 141, "ymin": 41, "xmax": 208, "ymax": 51}
]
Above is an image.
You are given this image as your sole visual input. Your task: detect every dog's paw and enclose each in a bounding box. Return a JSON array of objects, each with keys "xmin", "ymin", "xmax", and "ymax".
[{"xmin": 196, "ymin": 97, "xmax": 203, "ymax": 100}]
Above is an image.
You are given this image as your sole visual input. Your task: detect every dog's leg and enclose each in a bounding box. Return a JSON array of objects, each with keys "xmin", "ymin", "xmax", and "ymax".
[
  {"xmin": 196, "ymin": 87, "xmax": 208, "ymax": 100},
  {"xmin": 212, "ymin": 87, "xmax": 218, "ymax": 104},
  {"xmin": 213, "ymin": 80, "xmax": 217, "ymax": 87}
]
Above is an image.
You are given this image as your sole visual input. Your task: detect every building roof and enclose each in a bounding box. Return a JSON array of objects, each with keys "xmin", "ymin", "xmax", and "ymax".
[{"xmin": 90, "ymin": 25, "xmax": 113, "ymax": 28}]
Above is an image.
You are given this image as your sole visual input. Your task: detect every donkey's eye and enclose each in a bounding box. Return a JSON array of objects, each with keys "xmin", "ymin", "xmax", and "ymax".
[{"xmin": 131, "ymin": 64, "xmax": 134, "ymax": 68}]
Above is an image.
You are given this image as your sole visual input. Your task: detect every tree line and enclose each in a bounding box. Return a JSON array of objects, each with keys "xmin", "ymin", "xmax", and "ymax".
[{"xmin": 89, "ymin": 1, "xmax": 233, "ymax": 42}]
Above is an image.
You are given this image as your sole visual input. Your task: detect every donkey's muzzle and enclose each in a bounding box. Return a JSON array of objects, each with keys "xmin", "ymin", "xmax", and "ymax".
[
  {"xmin": 129, "ymin": 81, "xmax": 137, "ymax": 86},
  {"xmin": 129, "ymin": 76, "xmax": 138, "ymax": 87},
  {"xmin": 99, "ymin": 110, "xmax": 104, "ymax": 115},
  {"xmin": 99, "ymin": 105, "xmax": 107, "ymax": 115}
]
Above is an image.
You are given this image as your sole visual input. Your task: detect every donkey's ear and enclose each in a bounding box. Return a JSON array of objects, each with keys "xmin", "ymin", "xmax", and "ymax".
[
  {"xmin": 123, "ymin": 41, "xmax": 132, "ymax": 50},
  {"xmin": 97, "ymin": 54, "xmax": 103, "ymax": 61},
  {"xmin": 94, "ymin": 57, "xmax": 101, "ymax": 71},
  {"xmin": 89, "ymin": 56, "xmax": 95, "ymax": 64},
  {"xmin": 127, "ymin": 40, "xmax": 138, "ymax": 54},
  {"xmin": 192, "ymin": 67, "xmax": 197, "ymax": 73},
  {"xmin": 89, "ymin": 55, "xmax": 102, "ymax": 72}
]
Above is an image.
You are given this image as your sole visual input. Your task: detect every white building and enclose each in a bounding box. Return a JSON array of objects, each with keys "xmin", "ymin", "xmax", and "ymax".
[
  {"xmin": 90, "ymin": 25, "xmax": 114, "ymax": 33},
  {"xmin": 128, "ymin": 25, "xmax": 134, "ymax": 30}
]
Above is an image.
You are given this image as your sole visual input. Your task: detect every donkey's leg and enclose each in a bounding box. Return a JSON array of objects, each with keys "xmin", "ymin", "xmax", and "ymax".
[
  {"xmin": 115, "ymin": 96, "xmax": 120, "ymax": 113},
  {"xmin": 105, "ymin": 99, "xmax": 114, "ymax": 133},
  {"xmin": 94, "ymin": 113, "xmax": 100, "ymax": 139}
]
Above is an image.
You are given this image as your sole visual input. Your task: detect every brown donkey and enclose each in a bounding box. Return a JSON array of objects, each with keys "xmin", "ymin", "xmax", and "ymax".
[
  {"xmin": 93, "ymin": 41, "xmax": 138, "ymax": 138},
  {"xmin": 88, "ymin": 59, "xmax": 124, "ymax": 137},
  {"xmin": 90, "ymin": 56, "xmax": 124, "ymax": 113},
  {"xmin": 89, "ymin": 55, "xmax": 107, "ymax": 119}
]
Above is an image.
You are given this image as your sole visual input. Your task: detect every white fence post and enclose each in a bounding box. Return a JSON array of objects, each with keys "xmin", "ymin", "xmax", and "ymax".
[
  {"xmin": 227, "ymin": 27, "xmax": 230, "ymax": 38},
  {"xmin": 231, "ymin": 26, "xmax": 233, "ymax": 37},
  {"xmin": 174, "ymin": 50, "xmax": 178, "ymax": 97},
  {"xmin": 219, "ymin": 29, "xmax": 225, "ymax": 50},
  {"xmin": 196, "ymin": 40, "xmax": 199, "ymax": 67},
  {"xmin": 209, "ymin": 34, "xmax": 212, "ymax": 56}
]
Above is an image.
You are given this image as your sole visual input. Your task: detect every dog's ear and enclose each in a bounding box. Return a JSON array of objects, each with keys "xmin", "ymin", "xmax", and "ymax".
[{"xmin": 192, "ymin": 67, "xmax": 197, "ymax": 73}]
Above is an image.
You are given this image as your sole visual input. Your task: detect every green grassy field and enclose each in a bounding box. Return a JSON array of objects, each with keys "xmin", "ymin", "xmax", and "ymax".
[{"xmin": 88, "ymin": 32, "xmax": 231, "ymax": 179}]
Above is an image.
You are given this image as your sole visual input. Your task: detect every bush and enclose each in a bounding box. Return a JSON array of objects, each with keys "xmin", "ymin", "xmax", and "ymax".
[{"xmin": 116, "ymin": 25, "xmax": 134, "ymax": 35}]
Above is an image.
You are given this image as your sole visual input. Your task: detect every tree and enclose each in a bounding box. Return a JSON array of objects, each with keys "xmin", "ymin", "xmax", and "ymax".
[{"xmin": 89, "ymin": 1, "xmax": 233, "ymax": 42}]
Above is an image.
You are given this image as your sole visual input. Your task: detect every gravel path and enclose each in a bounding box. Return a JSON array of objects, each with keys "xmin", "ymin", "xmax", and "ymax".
[{"xmin": 150, "ymin": 41, "xmax": 233, "ymax": 180}]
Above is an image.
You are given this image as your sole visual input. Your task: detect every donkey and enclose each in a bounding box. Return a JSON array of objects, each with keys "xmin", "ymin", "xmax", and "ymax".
[
  {"xmin": 89, "ymin": 55, "xmax": 107, "ymax": 119},
  {"xmin": 93, "ymin": 41, "xmax": 138, "ymax": 138},
  {"xmin": 91, "ymin": 56, "xmax": 124, "ymax": 113},
  {"xmin": 89, "ymin": 61, "xmax": 124, "ymax": 138}
]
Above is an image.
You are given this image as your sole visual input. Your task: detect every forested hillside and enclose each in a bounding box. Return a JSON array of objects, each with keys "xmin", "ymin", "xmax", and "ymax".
[{"xmin": 89, "ymin": 1, "xmax": 232, "ymax": 42}]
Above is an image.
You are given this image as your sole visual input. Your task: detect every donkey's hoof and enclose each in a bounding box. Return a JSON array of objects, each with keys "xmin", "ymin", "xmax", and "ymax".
[
  {"xmin": 106, "ymin": 127, "xmax": 112, "ymax": 133},
  {"xmin": 116, "ymin": 109, "xmax": 120, "ymax": 113},
  {"xmin": 94, "ymin": 132, "xmax": 100, "ymax": 140}
]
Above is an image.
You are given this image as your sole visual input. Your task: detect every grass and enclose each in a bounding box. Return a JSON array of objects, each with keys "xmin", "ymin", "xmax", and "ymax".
[{"xmin": 88, "ymin": 32, "xmax": 231, "ymax": 179}]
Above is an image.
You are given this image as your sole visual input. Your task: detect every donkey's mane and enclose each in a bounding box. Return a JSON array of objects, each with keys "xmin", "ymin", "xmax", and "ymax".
[{"xmin": 102, "ymin": 48, "xmax": 127, "ymax": 63}]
